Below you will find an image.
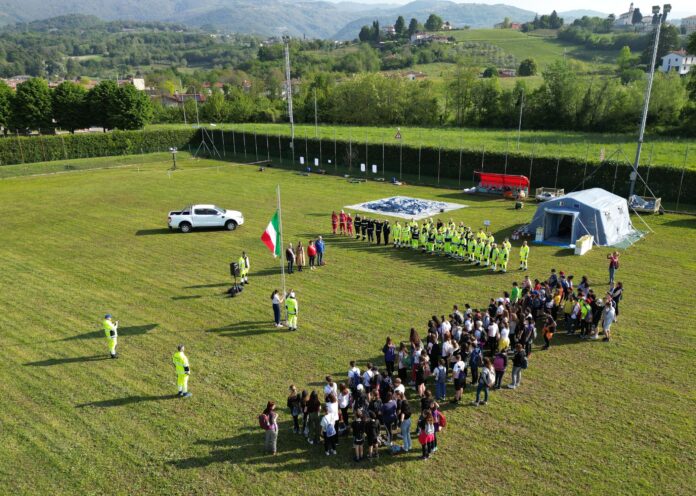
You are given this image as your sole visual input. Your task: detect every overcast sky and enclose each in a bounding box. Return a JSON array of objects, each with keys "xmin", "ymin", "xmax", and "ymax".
[{"xmin": 331, "ymin": 1, "xmax": 692, "ymax": 19}]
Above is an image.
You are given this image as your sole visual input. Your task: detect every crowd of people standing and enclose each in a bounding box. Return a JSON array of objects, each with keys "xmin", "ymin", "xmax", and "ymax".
[{"xmin": 260, "ymin": 265, "xmax": 624, "ymax": 460}]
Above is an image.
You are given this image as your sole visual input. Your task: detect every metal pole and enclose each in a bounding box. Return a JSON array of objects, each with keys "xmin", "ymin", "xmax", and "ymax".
[
  {"xmin": 243, "ymin": 129, "xmax": 247, "ymax": 158},
  {"xmin": 304, "ymin": 129, "xmax": 308, "ymax": 165},
  {"xmin": 266, "ymin": 134, "xmax": 270, "ymax": 162},
  {"xmin": 437, "ymin": 146, "xmax": 441, "ymax": 185},
  {"xmin": 528, "ymin": 142, "xmax": 536, "ymax": 188},
  {"xmin": 643, "ymin": 142, "xmax": 655, "ymax": 196},
  {"xmin": 221, "ymin": 130, "xmax": 226, "ymax": 157},
  {"xmin": 314, "ymin": 88, "xmax": 318, "ymax": 138},
  {"xmin": 399, "ymin": 141, "xmax": 403, "ymax": 180},
  {"xmin": 675, "ymin": 146, "xmax": 688, "ymax": 211},
  {"xmin": 254, "ymin": 129, "xmax": 258, "ymax": 161},
  {"xmin": 277, "ymin": 185, "xmax": 287, "ymax": 314},
  {"xmin": 278, "ymin": 132, "xmax": 282, "ymax": 165},
  {"xmin": 458, "ymin": 144, "xmax": 462, "ymax": 187},
  {"xmin": 554, "ymin": 158, "xmax": 560, "ymax": 190},
  {"xmin": 334, "ymin": 128, "xmax": 337, "ymax": 171},
  {"xmin": 382, "ymin": 139, "xmax": 385, "ymax": 179},
  {"xmin": 418, "ymin": 143, "xmax": 421, "ymax": 181},
  {"xmin": 516, "ymin": 89, "xmax": 525, "ymax": 151},
  {"xmin": 630, "ymin": 9, "xmax": 666, "ymax": 197},
  {"xmin": 349, "ymin": 131, "xmax": 352, "ymax": 171},
  {"xmin": 504, "ymin": 137, "xmax": 509, "ymax": 176},
  {"xmin": 232, "ymin": 129, "xmax": 236, "ymax": 156},
  {"xmin": 582, "ymin": 142, "xmax": 589, "ymax": 189},
  {"xmin": 284, "ymin": 38, "xmax": 295, "ymax": 151}
]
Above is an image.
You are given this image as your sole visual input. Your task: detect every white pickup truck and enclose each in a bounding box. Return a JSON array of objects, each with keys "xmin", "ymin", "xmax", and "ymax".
[{"xmin": 168, "ymin": 204, "xmax": 244, "ymax": 233}]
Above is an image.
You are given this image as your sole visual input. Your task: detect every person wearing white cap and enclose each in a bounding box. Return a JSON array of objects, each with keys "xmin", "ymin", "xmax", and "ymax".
[
  {"xmin": 102, "ymin": 314, "xmax": 118, "ymax": 358},
  {"xmin": 285, "ymin": 290, "xmax": 299, "ymax": 331}
]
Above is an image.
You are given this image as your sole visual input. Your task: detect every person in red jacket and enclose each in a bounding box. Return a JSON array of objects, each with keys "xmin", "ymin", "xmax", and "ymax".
[
  {"xmin": 331, "ymin": 211, "xmax": 339, "ymax": 235},
  {"xmin": 346, "ymin": 212, "xmax": 354, "ymax": 236},
  {"xmin": 339, "ymin": 210, "xmax": 347, "ymax": 235},
  {"xmin": 307, "ymin": 240, "xmax": 317, "ymax": 270}
]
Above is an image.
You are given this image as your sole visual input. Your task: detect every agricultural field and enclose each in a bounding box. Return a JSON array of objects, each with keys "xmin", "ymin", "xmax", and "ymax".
[
  {"xmin": 443, "ymin": 28, "xmax": 618, "ymax": 70},
  {"xmin": 1, "ymin": 154, "xmax": 695, "ymax": 495},
  {"xmin": 149, "ymin": 123, "xmax": 696, "ymax": 171}
]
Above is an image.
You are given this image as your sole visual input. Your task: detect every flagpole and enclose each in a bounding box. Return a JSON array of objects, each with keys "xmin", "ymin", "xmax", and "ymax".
[{"xmin": 276, "ymin": 184, "xmax": 287, "ymax": 304}]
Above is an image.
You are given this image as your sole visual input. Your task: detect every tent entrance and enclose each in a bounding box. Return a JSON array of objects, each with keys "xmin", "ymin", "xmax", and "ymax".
[{"xmin": 544, "ymin": 210, "xmax": 577, "ymax": 245}]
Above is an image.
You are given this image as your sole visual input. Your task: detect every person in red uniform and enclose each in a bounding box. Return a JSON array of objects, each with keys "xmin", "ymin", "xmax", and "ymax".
[
  {"xmin": 331, "ymin": 211, "xmax": 339, "ymax": 235},
  {"xmin": 339, "ymin": 210, "xmax": 347, "ymax": 235},
  {"xmin": 346, "ymin": 212, "xmax": 354, "ymax": 236}
]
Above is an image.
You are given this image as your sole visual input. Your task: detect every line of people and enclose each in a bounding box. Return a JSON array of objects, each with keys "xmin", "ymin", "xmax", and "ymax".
[{"xmin": 284, "ymin": 236, "xmax": 326, "ymax": 273}]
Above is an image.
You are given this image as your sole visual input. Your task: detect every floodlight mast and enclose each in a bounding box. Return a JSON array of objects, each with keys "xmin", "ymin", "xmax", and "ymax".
[
  {"xmin": 283, "ymin": 36, "xmax": 295, "ymax": 149},
  {"xmin": 630, "ymin": 4, "xmax": 671, "ymax": 197}
]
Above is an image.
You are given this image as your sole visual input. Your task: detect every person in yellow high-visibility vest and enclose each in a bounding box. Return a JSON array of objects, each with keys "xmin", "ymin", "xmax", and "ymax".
[
  {"xmin": 103, "ymin": 314, "xmax": 118, "ymax": 359},
  {"xmin": 498, "ymin": 246, "xmax": 509, "ymax": 273},
  {"xmin": 172, "ymin": 345, "xmax": 191, "ymax": 398},
  {"xmin": 393, "ymin": 222, "xmax": 402, "ymax": 247},
  {"xmin": 519, "ymin": 241, "xmax": 530, "ymax": 270},
  {"xmin": 286, "ymin": 290, "xmax": 299, "ymax": 331},
  {"xmin": 490, "ymin": 243, "xmax": 500, "ymax": 271},
  {"xmin": 502, "ymin": 238, "xmax": 512, "ymax": 252},
  {"xmin": 473, "ymin": 237, "xmax": 483, "ymax": 265},
  {"xmin": 238, "ymin": 251, "xmax": 250, "ymax": 284},
  {"xmin": 482, "ymin": 240, "xmax": 492, "ymax": 266}
]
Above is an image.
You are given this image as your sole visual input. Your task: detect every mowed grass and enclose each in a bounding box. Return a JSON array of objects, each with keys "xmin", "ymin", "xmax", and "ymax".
[
  {"xmin": 1, "ymin": 155, "xmax": 695, "ymax": 495},
  {"xmin": 150, "ymin": 123, "xmax": 696, "ymax": 170}
]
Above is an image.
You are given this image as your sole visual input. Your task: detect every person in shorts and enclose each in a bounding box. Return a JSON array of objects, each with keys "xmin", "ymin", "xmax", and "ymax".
[{"xmin": 351, "ymin": 409, "xmax": 365, "ymax": 462}]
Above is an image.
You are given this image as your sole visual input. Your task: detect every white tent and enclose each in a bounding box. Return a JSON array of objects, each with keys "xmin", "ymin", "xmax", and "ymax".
[{"xmin": 527, "ymin": 188, "xmax": 637, "ymax": 247}]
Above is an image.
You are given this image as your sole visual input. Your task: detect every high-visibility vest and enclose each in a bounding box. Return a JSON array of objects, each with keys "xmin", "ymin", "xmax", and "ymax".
[
  {"xmin": 173, "ymin": 351, "xmax": 189, "ymax": 375},
  {"xmin": 286, "ymin": 297, "xmax": 298, "ymax": 315},
  {"xmin": 103, "ymin": 319, "xmax": 116, "ymax": 338},
  {"xmin": 520, "ymin": 245, "xmax": 530, "ymax": 260}
]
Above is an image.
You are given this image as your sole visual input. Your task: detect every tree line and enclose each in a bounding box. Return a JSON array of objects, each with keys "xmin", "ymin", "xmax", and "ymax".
[{"xmin": 0, "ymin": 78, "xmax": 153, "ymax": 134}]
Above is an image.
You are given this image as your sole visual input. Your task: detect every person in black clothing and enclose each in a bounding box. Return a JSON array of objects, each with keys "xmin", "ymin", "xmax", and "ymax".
[
  {"xmin": 436, "ymin": 219, "xmax": 443, "ymax": 230},
  {"xmin": 351, "ymin": 410, "xmax": 365, "ymax": 461},
  {"xmin": 365, "ymin": 411, "xmax": 380, "ymax": 458},
  {"xmin": 367, "ymin": 218, "xmax": 375, "ymax": 243},
  {"xmin": 285, "ymin": 244, "xmax": 296, "ymax": 274},
  {"xmin": 360, "ymin": 217, "xmax": 369, "ymax": 240},
  {"xmin": 354, "ymin": 214, "xmax": 362, "ymax": 239},
  {"xmin": 375, "ymin": 219, "xmax": 384, "ymax": 245},
  {"xmin": 411, "ymin": 225, "xmax": 419, "ymax": 248},
  {"xmin": 383, "ymin": 221, "xmax": 390, "ymax": 245}
]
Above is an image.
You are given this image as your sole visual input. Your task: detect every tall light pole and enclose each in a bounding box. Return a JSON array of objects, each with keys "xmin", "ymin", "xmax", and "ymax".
[
  {"xmin": 516, "ymin": 88, "xmax": 525, "ymax": 151},
  {"xmin": 630, "ymin": 4, "xmax": 671, "ymax": 197},
  {"xmin": 283, "ymin": 36, "xmax": 295, "ymax": 150}
]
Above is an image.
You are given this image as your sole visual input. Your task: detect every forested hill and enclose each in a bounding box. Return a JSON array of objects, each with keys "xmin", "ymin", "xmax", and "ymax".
[{"xmin": 0, "ymin": 0, "xmax": 536, "ymax": 38}]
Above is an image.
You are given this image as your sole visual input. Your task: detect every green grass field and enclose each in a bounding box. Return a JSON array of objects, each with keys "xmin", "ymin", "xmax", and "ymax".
[
  {"xmin": 149, "ymin": 123, "xmax": 696, "ymax": 171},
  {"xmin": 2, "ymin": 155, "xmax": 695, "ymax": 495}
]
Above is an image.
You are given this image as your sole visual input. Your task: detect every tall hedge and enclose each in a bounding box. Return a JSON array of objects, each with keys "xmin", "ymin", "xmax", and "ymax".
[{"xmin": 0, "ymin": 129, "xmax": 197, "ymax": 165}]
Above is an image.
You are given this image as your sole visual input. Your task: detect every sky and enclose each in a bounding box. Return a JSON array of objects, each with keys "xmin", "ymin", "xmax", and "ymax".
[{"xmin": 327, "ymin": 1, "xmax": 693, "ymax": 20}]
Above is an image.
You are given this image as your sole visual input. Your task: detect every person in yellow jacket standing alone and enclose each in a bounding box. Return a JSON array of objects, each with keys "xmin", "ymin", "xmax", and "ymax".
[
  {"xmin": 173, "ymin": 345, "xmax": 192, "ymax": 398},
  {"xmin": 519, "ymin": 241, "xmax": 530, "ymax": 270},
  {"xmin": 286, "ymin": 290, "xmax": 299, "ymax": 331},
  {"xmin": 103, "ymin": 314, "xmax": 118, "ymax": 359}
]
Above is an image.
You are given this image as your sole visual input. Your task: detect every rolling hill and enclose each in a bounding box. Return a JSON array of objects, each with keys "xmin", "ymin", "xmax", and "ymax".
[{"xmin": 0, "ymin": 0, "xmax": 537, "ymax": 38}]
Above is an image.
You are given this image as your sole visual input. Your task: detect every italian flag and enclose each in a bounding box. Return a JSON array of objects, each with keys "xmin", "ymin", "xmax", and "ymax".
[{"xmin": 261, "ymin": 210, "xmax": 281, "ymax": 257}]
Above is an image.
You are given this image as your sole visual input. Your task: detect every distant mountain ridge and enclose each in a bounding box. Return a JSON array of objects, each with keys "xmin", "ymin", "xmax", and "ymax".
[{"xmin": 0, "ymin": 0, "xmax": 538, "ymax": 38}]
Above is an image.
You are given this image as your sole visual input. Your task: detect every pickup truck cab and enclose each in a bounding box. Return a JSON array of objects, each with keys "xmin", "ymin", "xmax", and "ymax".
[{"xmin": 168, "ymin": 204, "xmax": 244, "ymax": 233}]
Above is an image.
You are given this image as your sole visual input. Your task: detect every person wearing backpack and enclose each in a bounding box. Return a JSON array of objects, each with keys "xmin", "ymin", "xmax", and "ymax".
[
  {"xmin": 469, "ymin": 343, "xmax": 482, "ymax": 386},
  {"xmin": 287, "ymin": 385, "xmax": 302, "ymax": 434},
  {"xmin": 508, "ymin": 343, "xmax": 527, "ymax": 389},
  {"xmin": 397, "ymin": 342, "xmax": 410, "ymax": 384},
  {"xmin": 380, "ymin": 391, "xmax": 398, "ymax": 446},
  {"xmin": 430, "ymin": 405, "xmax": 446, "ymax": 453},
  {"xmin": 306, "ymin": 390, "xmax": 321, "ymax": 445},
  {"xmin": 260, "ymin": 401, "xmax": 278, "ymax": 455},
  {"xmin": 473, "ymin": 358, "xmax": 495, "ymax": 406},
  {"xmin": 492, "ymin": 350, "xmax": 508, "ymax": 389},
  {"xmin": 417, "ymin": 410, "xmax": 436, "ymax": 460},
  {"xmin": 320, "ymin": 405, "xmax": 338, "ymax": 456},
  {"xmin": 433, "ymin": 358, "xmax": 448, "ymax": 402},
  {"xmin": 348, "ymin": 361, "xmax": 361, "ymax": 396}
]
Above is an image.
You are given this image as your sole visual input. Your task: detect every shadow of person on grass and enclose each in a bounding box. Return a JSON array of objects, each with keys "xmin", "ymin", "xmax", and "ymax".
[
  {"xmin": 76, "ymin": 394, "xmax": 178, "ymax": 408},
  {"xmin": 24, "ymin": 355, "xmax": 110, "ymax": 366},
  {"xmin": 169, "ymin": 422, "xmax": 407, "ymax": 472},
  {"xmin": 205, "ymin": 320, "xmax": 284, "ymax": 338},
  {"xmin": 184, "ymin": 282, "xmax": 230, "ymax": 289},
  {"xmin": 60, "ymin": 324, "xmax": 158, "ymax": 341}
]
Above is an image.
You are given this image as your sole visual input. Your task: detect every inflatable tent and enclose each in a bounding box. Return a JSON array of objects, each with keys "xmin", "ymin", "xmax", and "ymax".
[{"xmin": 526, "ymin": 188, "xmax": 637, "ymax": 247}]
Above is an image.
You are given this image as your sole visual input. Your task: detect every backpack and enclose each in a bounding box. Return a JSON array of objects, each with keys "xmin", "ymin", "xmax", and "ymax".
[
  {"xmin": 493, "ymin": 355, "xmax": 505, "ymax": 371},
  {"xmin": 258, "ymin": 413, "xmax": 270, "ymax": 430},
  {"xmin": 470, "ymin": 348, "xmax": 482, "ymax": 367},
  {"xmin": 350, "ymin": 371, "xmax": 361, "ymax": 389},
  {"xmin": 521, "ymin": 356, "xmax": 529, "ymax": 370},
  {"xmin": 485, "ymin": 369, "xmax": 495, "ymax": 387},
  {"xmin": 325, "ymin": 421, "xmax": 336, "ymax": 437},
  {"xmin": 435, "ymin": 410, "xmax": 447, "ymax": 428}
]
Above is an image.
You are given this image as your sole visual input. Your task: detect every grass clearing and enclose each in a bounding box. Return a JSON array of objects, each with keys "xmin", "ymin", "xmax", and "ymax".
[{"xmin": 1, "ymin": 154, "xmax": 695, "ymax": 495}]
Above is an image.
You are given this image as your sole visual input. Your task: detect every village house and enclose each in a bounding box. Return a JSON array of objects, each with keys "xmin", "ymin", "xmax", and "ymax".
[{"xmin": 659, "ymin": 49, "xmax": 695, "ymax": 75}]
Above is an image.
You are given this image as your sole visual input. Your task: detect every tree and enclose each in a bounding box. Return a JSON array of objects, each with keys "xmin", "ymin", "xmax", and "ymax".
[
  {"xmin": 395, "ymin": 16, "xmax": 406, "ymax": 37},
  {"xmin": 502, "ymin": 17, "xmax": 512, "ymax": 29},
  {"xmin": 549, "ymin": 11, "xmax": 563, "ymax": 29},
  {"xmin": 87, "ymin": 80, "xmax": 119, "ymax": 131},
  {"xmin": 0, "ymin": 80, "xmax": 12, "ymax": 132},
  {"xmin": 424, "ymin": 14, "xmax": 443, "ymax": 32},
  {"xmin": 482, "ymin": 66, "xmax": 499, "ymax": 78},
  {"xmin": 408, "ymin": 18, "xmax": 420, "ymax": 36},
  {"xmin": 642, "ymin": 24, "xmax": 679, "ymax": 67},
  {"xmin": 447, "ymin": 62, "xmax": 477, "ymax": 126},
  {"xmin": 52, "ymin": 81, "xmax": 89, "ymax": 133},
  {"xmin": 201, "ymin": 89, "xmax": 228, "ymax": 123},
  {"xmin": 518, "ymin": 58, "xmax": 538, "ymax": 76},
  {"xmin": 372, "ymin": 20, "xmax": 381, "ymax": 42},
  {"xmin": 359, "ymin": 25, "xmax": 372, "ymax": 43},
  {"xmin": 631, "ymin": 8, "xmax": 643, "ymax": 25},
  {"xmin": 10, "ymin": 78, "xmax": 53, "ymax": 132},
  {"xmin": 111, "ymin": 83, "xmax": 154, "ymax": 130}
]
